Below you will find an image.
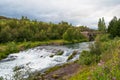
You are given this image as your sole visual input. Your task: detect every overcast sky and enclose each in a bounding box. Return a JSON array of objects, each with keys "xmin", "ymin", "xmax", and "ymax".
[{"xmin": 0, "ymin": 0, "xmax": 120, "ymax": 28}]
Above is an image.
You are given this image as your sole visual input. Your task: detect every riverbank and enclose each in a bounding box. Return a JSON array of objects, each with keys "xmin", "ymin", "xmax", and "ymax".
[
  {"xmin": 0, "ymin": 39, "xmax": 87, "ymax": 60},
  {"xmin": 68, "ymin": 35, "xmax": 120, "ymax": 80},
  {"xmin": 25, "ymin": 61, "xmax": 82, "ymax": 80},
  {"xmin": 29, "ymin": 34, "xmax": 120, "ymax": 80},
  {"xmin": 44, "ymin": 61, "xmax": 81, "ymax": 80}
]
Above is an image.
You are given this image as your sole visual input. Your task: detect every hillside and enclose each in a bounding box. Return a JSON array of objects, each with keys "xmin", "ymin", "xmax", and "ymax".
[{"xmin": 68, "ymin": 34, "xmax": 120, "ymax": 80}]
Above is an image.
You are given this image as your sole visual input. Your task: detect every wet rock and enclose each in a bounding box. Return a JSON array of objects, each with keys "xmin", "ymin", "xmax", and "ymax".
[
  {"xmin": 49, "ymin": 55, "xmax": 54, "ymax": 58},
  {"xmin": 8, "ymin": 55, "xmax": 17, "ymax": 59},
  {"xmin": 0, "ymin": 55, "xmax": 18, "ymax": 62},
  {"xmin": 56, "ymin": 50, "xmax": 64, "ymax": 55},
  {"xmin": 13, "ymin": 65, "xmax": 25, "ymax": 72},
  {"xmin": 53, "ymin": 56, "xmax": 65, "ymax": 62},
  {"xmin": 67, "ymin": 51, "xmax": 78, "ymax": 61},
  {"xmin": 40, "ymin": 56, "xmax": 43, "ymax": 58},
  {"xmin": 26, "ymin": 62, "xmax": 31, "ymax": 65},
  {"xmin": 52, "ymin": 49, "xmax": 58, "ymax": 53}
]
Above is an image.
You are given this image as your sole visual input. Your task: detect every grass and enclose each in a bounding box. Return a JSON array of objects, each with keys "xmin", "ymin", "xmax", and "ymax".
[
  {"xmin": 69, "ymin": 66, "xmax": 92, "ymax": 80},
  {"xmin": 0, "ymin": 39, "xmax": 87, "ymax": 60}
]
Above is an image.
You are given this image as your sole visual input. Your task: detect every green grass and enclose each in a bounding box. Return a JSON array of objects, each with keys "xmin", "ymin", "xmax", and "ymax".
[
  {"xmin": 68, "ymin": 34, "xmax": 120, "ymax": 80},
  {"xmin": 0, "ymin": 39, "xmax": 87, "ymax": 60},
  {"xmin": 68, "ymin": 65, "xmax": 94, "ymax": 80}
]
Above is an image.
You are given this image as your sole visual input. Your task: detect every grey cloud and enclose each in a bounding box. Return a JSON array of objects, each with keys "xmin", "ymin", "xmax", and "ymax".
[{"xmin": 0, "ymin": 0, "xmax": 120, "ymax": 28}]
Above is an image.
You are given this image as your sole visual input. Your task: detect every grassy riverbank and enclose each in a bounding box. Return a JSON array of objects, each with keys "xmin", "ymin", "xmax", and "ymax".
[
  {"xmin": 68, "ymin": 34, "xmax": 120, "ymax": 80},
  {"xmin": 34, "ymin": 34, "xmax": 120, "ymax": 80},
  {"xmin": 0, "ymin": 39, "xmax": 87, "ymax": 60}
]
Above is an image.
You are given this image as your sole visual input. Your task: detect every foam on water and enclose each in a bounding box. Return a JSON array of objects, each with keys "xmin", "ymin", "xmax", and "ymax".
[{"xmin": 0, "ymin": 42, "xmax": 92, "ymax": 79}]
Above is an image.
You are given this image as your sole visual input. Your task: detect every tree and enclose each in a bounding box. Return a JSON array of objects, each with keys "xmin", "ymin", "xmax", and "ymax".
[
  {"xmin": 0, "ymin": 16, "xmax": 90, "ymax": 43},
  {"xmin": 0, "ymin": 26, "xmax": 12, "ymax": 42},
  {"xmin": 108, "ymin": 16, "xmax": 120, "ymax": 37},
  {"xmin": 98, "ymin": 17, "xmax": 106, "ymax": 33},
  {"xmin": 63, "ymin": 28, "xmax": 86, "ymax": 41},
  {"xmin": 63, "ymin": 28, "xmax": 75, "ymax": 41},
  {"xmin": 74, "ymin": 28, "xmax": 86, "ymax": 41}
]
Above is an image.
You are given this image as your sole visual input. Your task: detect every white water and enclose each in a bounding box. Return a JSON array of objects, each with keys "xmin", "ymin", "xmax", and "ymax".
[{"xmin": 0, "ymin": 42, "xmax": 91, "ymax": 79}]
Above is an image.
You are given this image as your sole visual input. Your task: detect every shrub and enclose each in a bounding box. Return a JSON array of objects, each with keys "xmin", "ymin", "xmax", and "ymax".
[
  {"xmin": 79, "ymin": 50, "xmax": 100, "ymax": 65},
  {"xmin": 98, "ymin": 34, "xmax": 110, "ymax": 42},
  {"xmin": 79, "ymin": 51, "xmax": 92, "ymax": 65},
  {"xmin": 90, "ymin": 36, "xmax": 102, "ymax": 55},
  {"xmin": 0, "ymin": 53, "xmax": 7, "ymax": 60},
  {"xmin": 6, "ymin": 42, "xmax": 18, "ymax": 53}
]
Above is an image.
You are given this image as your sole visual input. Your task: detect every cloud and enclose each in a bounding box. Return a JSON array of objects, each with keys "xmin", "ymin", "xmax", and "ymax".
[{"xmin": 0, "ymin": 0, "xmax": 120, "ymax": 28}]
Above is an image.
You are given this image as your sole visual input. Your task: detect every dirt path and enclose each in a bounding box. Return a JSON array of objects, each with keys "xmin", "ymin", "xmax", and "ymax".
[{"xmin": 43, "ymin": 63, "xmax": 81, "ymax": 80}]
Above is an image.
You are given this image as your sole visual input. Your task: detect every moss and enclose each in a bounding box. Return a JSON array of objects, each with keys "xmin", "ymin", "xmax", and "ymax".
[
  {"xmin": 56, "ymin": 50, "xmax": 64, "ymax": 55},
  {"xmin": 13, "ymin": 66, "xmax": 22, "ymax": 72},
  {"xmin": 67, "ymin": 51, "xmax": 78, "ymax": 61},
  {"xmin": 49, "ymin": 54, "xmax": 54, "ymax": 57}
]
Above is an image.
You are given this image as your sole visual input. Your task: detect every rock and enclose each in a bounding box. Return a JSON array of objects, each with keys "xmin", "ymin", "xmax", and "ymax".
[
  {"xmin": 53, "ymin": 56, "xmax": 65, "ymax": 62},
  {"xmin": 52, "ymin": 74, "xmax": 59, "ymax": 79},
  {"xmin": 49, "ymin": 55, "xmax": 54, "ymax": 57},
  {"xmin": 56, "ymin": 50, "xmax": 64, "ymax": 55},
  {"xmin": 67, "ymin": 51, "xmax": 78, "ymax": 61}
]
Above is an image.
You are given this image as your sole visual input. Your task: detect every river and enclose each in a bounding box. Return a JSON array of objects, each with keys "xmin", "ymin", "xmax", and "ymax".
[{"xmin": 0, "ymin": 42, "xmax": 92, "ymax": 80}]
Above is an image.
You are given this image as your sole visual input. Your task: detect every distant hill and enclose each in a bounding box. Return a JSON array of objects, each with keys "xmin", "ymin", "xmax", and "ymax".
[{"xmin": 0, "ymin": 16, "xmax": 11, "ymax": 20}]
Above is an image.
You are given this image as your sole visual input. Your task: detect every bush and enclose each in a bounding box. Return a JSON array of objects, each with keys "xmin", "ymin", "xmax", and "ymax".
[
  {"xmin": 98, "ymin": 34, "xmax": 110, "ymax": 42},
  {"xmin": 90, "ymin": 35, "xmax": 102, "ymax": 55},
  {"xmin": 69, "ymin": 34, "xmax": 120, "ymax": 80},
  {"xmin": 79, "ymin": 51, "xmax": 92, "ymax": 65},
  {"xmin": 0, "ymin": 53, "xmax": 7, "ymax": 60},
  {"xmin": 93, "ymin": 55, "xmax": 120, "ymax": 80},
  {"xmin": 79, "ymin": 50, "xmax": 100, "ymax": 65},
  {"xmin": 63, "ymin": 28, "xmax": 87, "ymax": 42}
]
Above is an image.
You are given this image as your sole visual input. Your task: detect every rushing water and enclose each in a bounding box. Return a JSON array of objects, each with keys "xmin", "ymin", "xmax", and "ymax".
[{"xmin": 0, "ymin": 42, "xmax": 92, "ymax": 79}]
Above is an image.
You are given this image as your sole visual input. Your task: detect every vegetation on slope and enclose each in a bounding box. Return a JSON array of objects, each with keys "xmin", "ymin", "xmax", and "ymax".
[
  {"xmin": 69, "ymin": 16, "xmax": 120, "ymax": 80},
  {"xmin": 69, "ymin": 35, "xmax": 120, "ymax": 80}
]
